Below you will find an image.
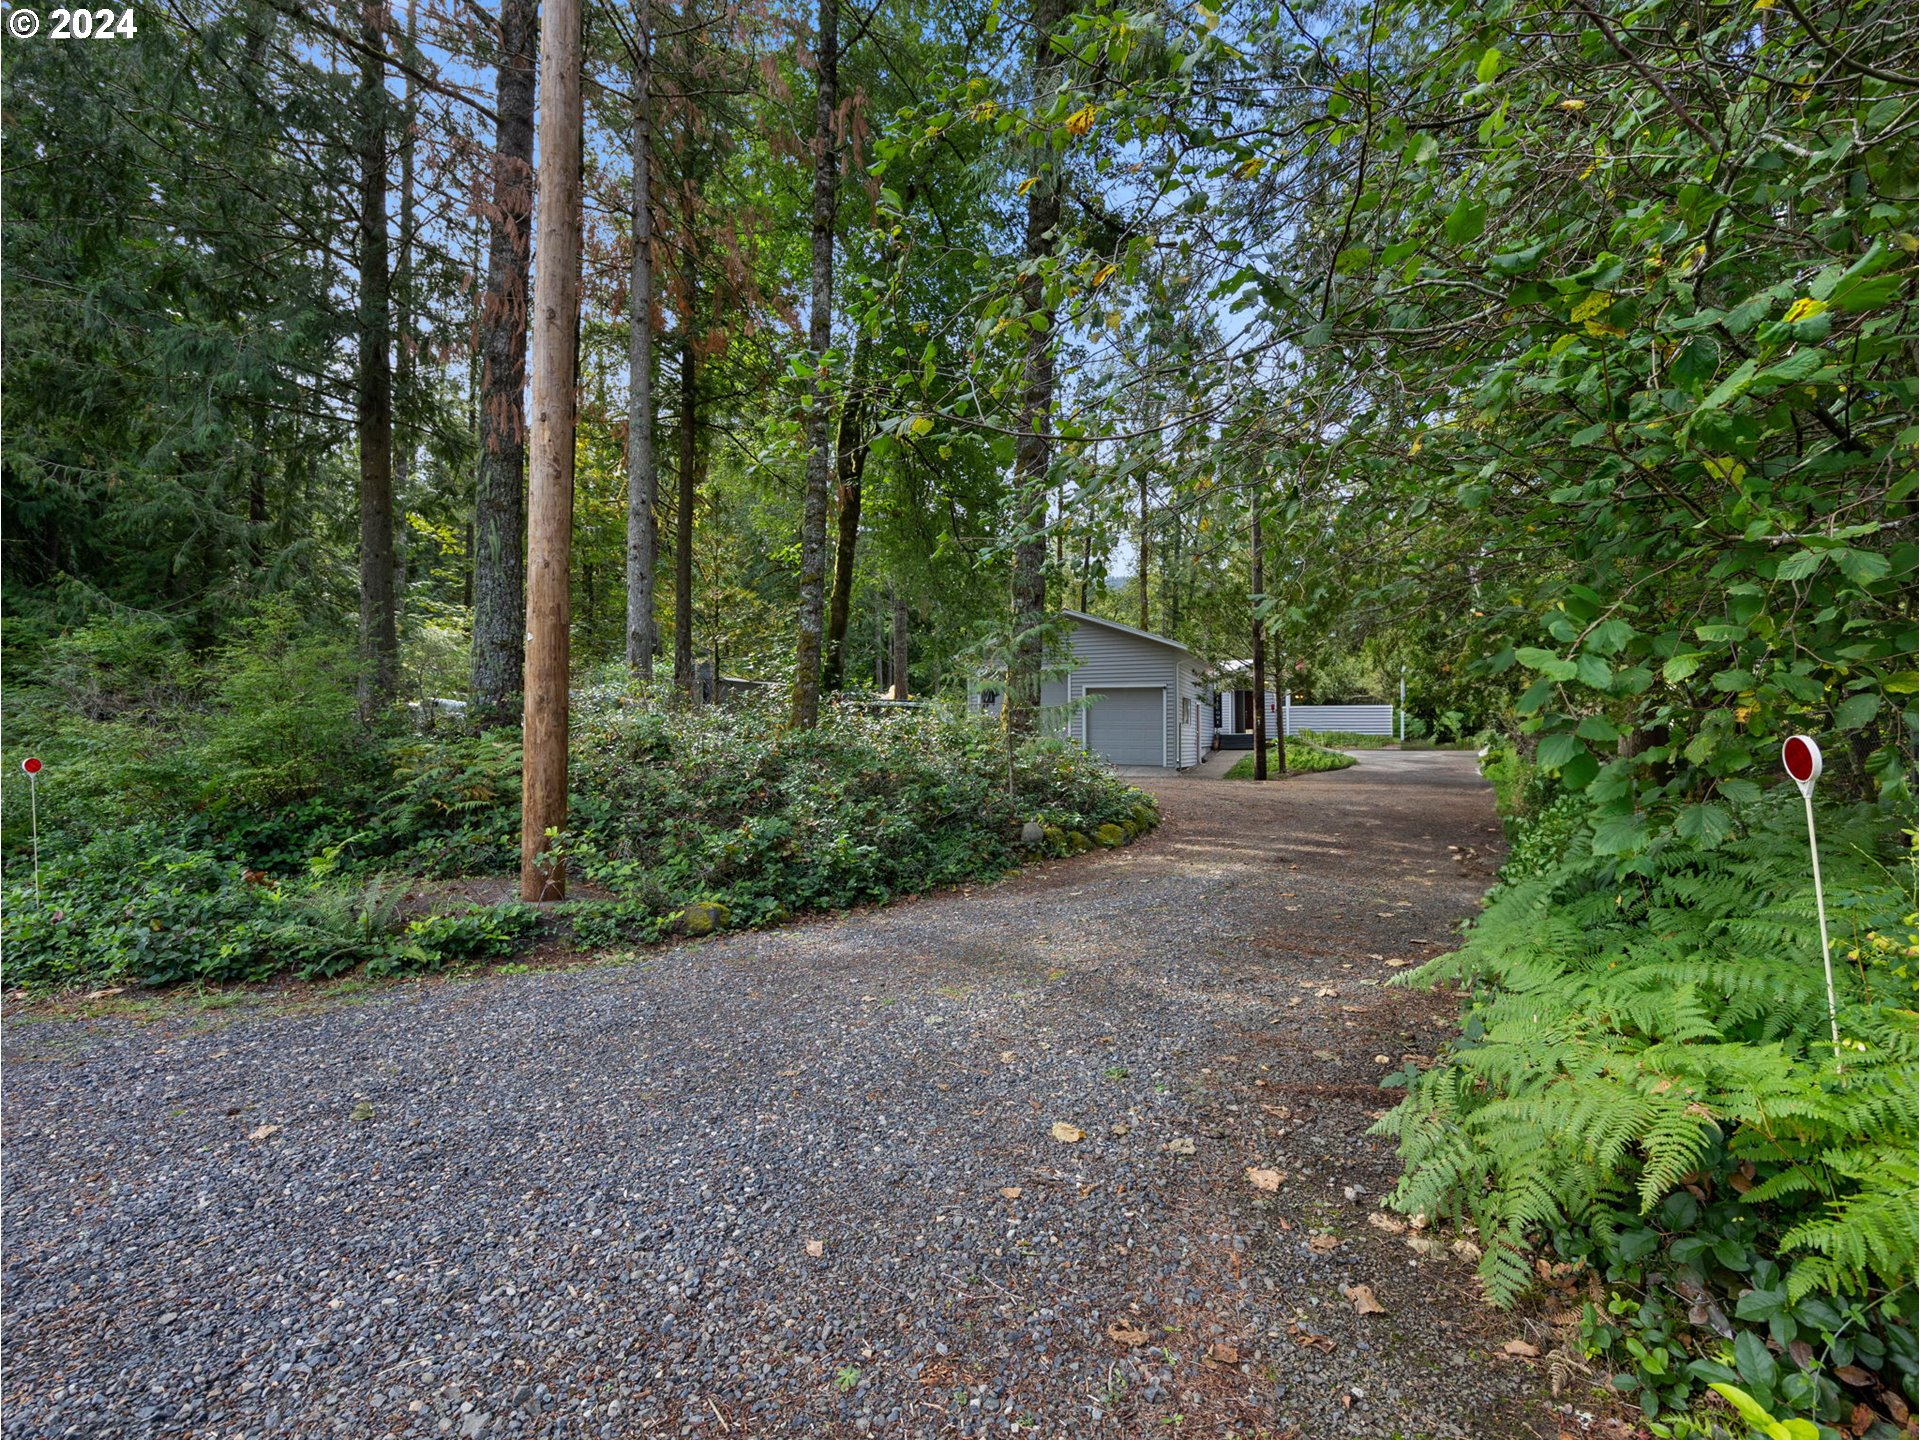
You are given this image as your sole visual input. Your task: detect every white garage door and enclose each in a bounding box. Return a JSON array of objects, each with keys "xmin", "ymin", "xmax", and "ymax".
[{"xmin": 1084, "ymin": 687, "xmax": 1166, "ymax": 766}]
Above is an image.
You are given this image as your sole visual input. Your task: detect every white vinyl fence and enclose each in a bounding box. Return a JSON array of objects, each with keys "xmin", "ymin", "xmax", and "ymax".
[{"xmin": 1282, "ymin": 698, "xmax": 1396, "ymax": 737}]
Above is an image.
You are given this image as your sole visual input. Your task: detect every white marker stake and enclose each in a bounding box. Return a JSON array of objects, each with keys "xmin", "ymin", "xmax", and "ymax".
[
  {"xmin": 20, "ymin": 756, "xmax": 43, "ymax": 902},
  {"xmin": 1782, "ymin": 736, "xmax": 1839, "ymax": 1065}
]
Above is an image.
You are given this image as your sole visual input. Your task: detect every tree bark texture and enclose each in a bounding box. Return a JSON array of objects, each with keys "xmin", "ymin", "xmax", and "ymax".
[
  {"xmin": 822, "ymin": 329, "xmax": 872, "ymax": 690},
  {"xmin": 789, "ymin": 0, "xmax": 839, "ymax": 729},
  {"xmin": 890, "ymin": 588, "xmax": 909, "ymax": 701},
  {"xmin": 356, "ymin": 0, "xmax": 398, "ymax": 721},
  {"xmin": 469, "ymin": 0, "xmax": 536, "ymax": 722},
  {"xmin": 624, "ymin": 0, "xmax": 658, "ymax": 674},
  {"xmin": 674, "ymin": 316, "xmax": 699, "ymax": 699},
  {"xmin": 520, "ymin": 0, "xmax": 584, "ymax": 902},
  {"xmin": 1004, "ymin": 0, "xmax": 1067, "ymax": 738},
  {"xmin": 1251, "ymin": 502, "xmax": 1267, "ymax": 782}
]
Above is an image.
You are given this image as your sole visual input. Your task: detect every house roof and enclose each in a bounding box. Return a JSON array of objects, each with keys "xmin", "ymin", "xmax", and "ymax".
[{"xmin": 1061, "ymin": 610, "xmax": 1191, "ymax": 654}]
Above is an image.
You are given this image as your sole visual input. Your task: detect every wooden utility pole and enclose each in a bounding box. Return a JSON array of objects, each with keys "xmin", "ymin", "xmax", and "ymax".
[
  {"xmin": 520, "ymin": 0, "xmax": 585, "ymax": 901},
  {"xmin": 1251, "ymin": 501, "xmax": 1267, "ymax": 782}
]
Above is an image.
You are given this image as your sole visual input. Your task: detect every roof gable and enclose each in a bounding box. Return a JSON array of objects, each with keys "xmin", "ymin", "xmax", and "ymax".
[{"xmin": 1061, "ymin": 610, "xmax": 1190, "ymax": 654}]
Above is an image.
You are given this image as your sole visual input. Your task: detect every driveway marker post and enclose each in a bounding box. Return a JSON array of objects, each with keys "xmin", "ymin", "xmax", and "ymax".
[{"xmin": 1782, "ymin": 735, "xmax": 1840, "ymax": 1065}]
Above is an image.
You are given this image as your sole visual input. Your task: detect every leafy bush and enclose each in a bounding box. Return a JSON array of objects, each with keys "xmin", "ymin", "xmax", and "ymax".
[
  {"xmin": 1376, "ymin": 786, "xmax": 1918, "ymax": 1426},
  {"xmin": 1, "ymin": 668, "xmax": 1152, "ymax": 990},
  {"xmin": 1222, "ymin": 740, "xmax": 1358, "ymax": 779},
  {"xmin": 556, "ymin": 689, "xmax": 1149, "ymax": 928}
]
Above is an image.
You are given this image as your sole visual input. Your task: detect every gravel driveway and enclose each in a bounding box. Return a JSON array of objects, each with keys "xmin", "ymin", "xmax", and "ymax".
[{"xmin": 4, "ymin": 751, "xmax": 1558, "ymax": 1439}]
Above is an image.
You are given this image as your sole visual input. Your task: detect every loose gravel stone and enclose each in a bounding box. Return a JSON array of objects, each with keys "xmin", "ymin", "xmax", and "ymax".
[{"xmin": 4, "ymin": 752, "xmax": 1551, "ymax": 1437}]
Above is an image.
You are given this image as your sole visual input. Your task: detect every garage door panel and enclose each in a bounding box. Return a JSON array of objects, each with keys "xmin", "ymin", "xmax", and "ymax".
[{"xmin": 1084, "ymin": 687, "xmax": 1165, "ymax": 766}]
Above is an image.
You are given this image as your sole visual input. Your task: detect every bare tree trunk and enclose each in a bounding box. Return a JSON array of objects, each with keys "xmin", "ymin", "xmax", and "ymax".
[
  {"xmin": 520, "ymin": 0, "xmax": 585, "ymax": 901},
  {"xmin": 393, "ymin": 0, "xmax": 416, "ymax": 634},
  {"xmin": 890, "ymin": 588, "xmax": 909, "ymax": 701},
  {"xmin": 623, "ymin": 0, "xmax": 658, "ymax": 674},
  {"xmin": 356, "ymin": 0, "xmax": 398, "ymax": 722},
  {"xmin": 1137, "ymin": 464, "xmax": 1150, "ymax": 632},
  {"xmin": 674, "ymin": 316, "xmax": 698, "ymax": 699},
  {"xmin": 790, "ymin": 0, "xmax": 839, "ymax": 729},
  {"xmin": 1004, "ymin": 0, "xmax": 1067, "ymax": 739},
  {"xmin": 1251, "ymin": 502, "xmax": 1267, "ymax": 782},
  {"xmin": 469, "ymin": 0, "xmax": 536, "ymax": 722},
  {"xmin": 822, "ymin": 330, "xmax": 872, "ymax": 690}
]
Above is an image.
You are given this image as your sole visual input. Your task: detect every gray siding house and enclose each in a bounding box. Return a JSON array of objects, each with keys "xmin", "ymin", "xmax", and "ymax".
[{"xmin": 972, "ymin": 611, "xmax": 1211, "ymax": 770}]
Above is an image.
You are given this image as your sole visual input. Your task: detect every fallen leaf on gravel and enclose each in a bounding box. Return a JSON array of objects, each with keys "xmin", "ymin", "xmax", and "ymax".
[
  {"xmin": 1287, "ymin": 1323, "xmax": 1334, "ymax": 1352},
  {"xmin": 247, "ymin": 1124, "xmax": 281, "ymax": 1141},
  {"xmin": 805, "ymin": 1239, "xmax": 826, "ymax": 1258},
  {"xmin": 349, "ymin": 1102, "xmax": 375, "ymax": 1123},
  {"xmin": 1373, "ymin": 1054, "xmax": 1391, "ymax": 1064},
  {"xmin": 1260, "ymin": 1104, "xmax": 1292, "ymax": 1119},
  {"xmin": 1341, "ymin": 1284, "xmax": 1386, "ymax": 1315},
  {"xmin": 1308, "ymin": 1233, "xmax": 1342, "ymax": 1253},
  {"xmin": 1107, "ymin": 1321, "xmax": 1149, "ymax": 1346},
  {"xmin": 1049, "ymin": 1122, "xmax": 1084, "ymax": 1143},
  {"xmin": 1000, "ymin": 1051, "xmax": 1018, "ymax": 1063},
  {"xmin": 1203, "ymin": 1343, "xmax": 1240, "ymax": 1366},
  {"xmin": 1451, "ymin": 1238, "xmax": 1483, "ymax": 1262},
  {"xmin": 1245, "ymin": 1167, "xmax": 1285, "ymax": 1191},
  {"xmin": 1109, "ymin": 1122, "xmax": 1130, "ymax": 1137},
  {"xmin": 999, "ymin": 1187, "xmax": 1023, "ymax": 1200},
  {"xmin": 1314, "ymin": 987, "xmax": 1337, "ymax": 997},
  {"xmin": 1404, "ymin": 1235, "xmax": 1444, "ymax": 1258},
  {"xmin": 1164, "ymin": 1137, "xmax": 1196, "ymax": 1155},
  {"xmin": 1312, "ymin": 1049, "xmax": 1337, "ymax": 1061},
  {"xmin": 1384, "ymin": 958, "xmax": 1411, "ymax": 968},
  {"xmin": 1367, "ymin": 1213, "xmax": 1406, "ymax": 1235},
  {"xmin": 1501, "ymin": 1339, "xmax": 1539, "ymax": 1358}
]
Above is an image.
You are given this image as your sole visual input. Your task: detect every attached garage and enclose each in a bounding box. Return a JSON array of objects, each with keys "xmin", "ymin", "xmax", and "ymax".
[
  {"xmin": 970, "ymin": 611, "xmax": 1208, "ymax": 771},
  {"xmin": 1084, "ymin": 687, "xmax": 1167, "ymax": 767}
]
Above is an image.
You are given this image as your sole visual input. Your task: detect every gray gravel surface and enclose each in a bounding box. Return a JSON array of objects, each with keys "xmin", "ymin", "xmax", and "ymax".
[{"xmin": 4, "ymin": 751, "xmax": 1558, "ymax": 1438}]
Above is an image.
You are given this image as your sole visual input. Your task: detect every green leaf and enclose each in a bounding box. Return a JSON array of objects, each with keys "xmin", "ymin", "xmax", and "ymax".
[
  {"xmin": 1834, "ymin": 692, "xmax": 1880, "ymax": 730},
  {"xmin": 1834, "ymin": 548, "xmax": 1891, "ymax": 586},
  {"xmin": 1475, "ymin": 47, "xmax": 1503, "ymax": 83},
  {"xmin": 1561, "ymin": 751, "xmax": 1600, "ymax": 789},
  {"xmin": 1536, "ymin": 733, "xmax": 1584, "ymax": 769},
  {"xmin": 1487, "ymin": 241, "xmax": 1546, "ymax": 275},
  {"xmin": 1576, "ymin": 714, "xmax": 1622, "ymax": 743},
  {"xmin": 1774, "ymin": 550, "xmax": 1822, "ymax": 582},
  {"xmin": 1591, "ymin": 815, "xmax": 1647, "ymax": 855},
  {"xmin": 1699, "ymin": 358, "xmax": 1758, "ymax": 411},
  {"xmin": 1515, "ymin": 646, "xmax": 1576, "ymax": 681},
  {"xmin": 1575, "ymin": 655, "xmax": 1613, "ymax": 689},
  {"xmin": 1586, "ymin": 618, "xmax": 1634, "ymax": 655},
  {"xmin": 1675, "ymin": 803, "xmax": 1732, "ymax": 846},
  {"xmin": 1663, "ymin": 653, "xmax": 1706, "ymax": 683},
  {"xmin": 1445, "ymin": 194, "xmax": 1487, "ymax": 246}
]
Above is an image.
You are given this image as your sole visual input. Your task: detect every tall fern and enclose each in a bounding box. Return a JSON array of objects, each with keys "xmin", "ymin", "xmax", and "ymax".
[{"xmin": 1373, "ymin": 789, "xmax": 1918, "ymax": 1307}]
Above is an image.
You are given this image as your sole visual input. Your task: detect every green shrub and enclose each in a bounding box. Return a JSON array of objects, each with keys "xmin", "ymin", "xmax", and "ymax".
[
  {"xmin": 1375, "ymin": 788, "xmax": 1918, "ymax": 1424},
  {"xmin": 1222, "ymin": 740, "xmax": 1358, "ymax": 779},
  {"xmin": 1, "ymin": 675, "xmax": 1152, "ymax": 990}
]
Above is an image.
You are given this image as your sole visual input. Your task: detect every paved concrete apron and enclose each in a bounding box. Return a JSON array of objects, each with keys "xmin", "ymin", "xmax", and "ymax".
[{"xmin": 4, "ymin": 752, "xmax": 1555, "ymax": 1439}]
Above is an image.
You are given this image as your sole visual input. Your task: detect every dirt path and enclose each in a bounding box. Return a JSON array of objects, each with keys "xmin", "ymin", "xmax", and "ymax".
[{"xmin": 3, "ymin": 752, "xmax": 1559, "ymax": 1439}]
